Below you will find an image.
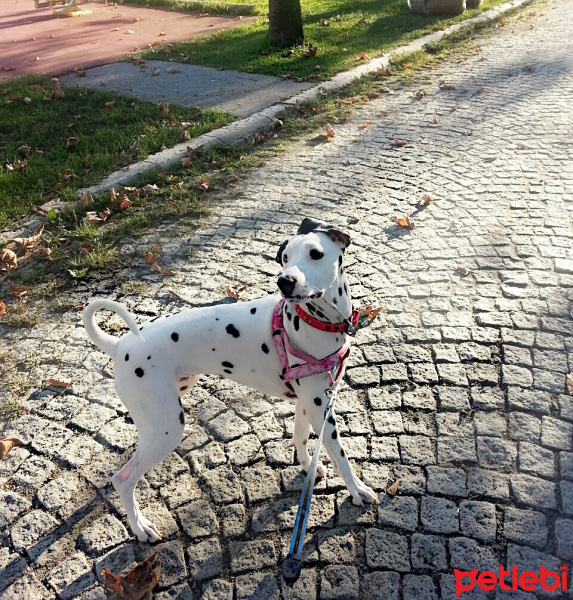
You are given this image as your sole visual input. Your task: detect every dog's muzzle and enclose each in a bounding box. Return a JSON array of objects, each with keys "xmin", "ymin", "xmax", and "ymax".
[{"xmin": 278, "ymin": 275, "xmax": 297, "ymax": 298}]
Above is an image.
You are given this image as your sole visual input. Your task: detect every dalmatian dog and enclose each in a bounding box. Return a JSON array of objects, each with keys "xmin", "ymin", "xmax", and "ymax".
[{"xmin": 83, "ymin": 217, "xmax": 377, "ymax": 543}]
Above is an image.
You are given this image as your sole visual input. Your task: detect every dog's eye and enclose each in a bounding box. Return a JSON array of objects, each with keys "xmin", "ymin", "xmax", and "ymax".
[
  {"xmin": 310, "ymin": 249, "xmax": 324, "ymax": 260},
  {"xmin": 283, "ymin": 254, "xmax": 288, "ymax": 263}
]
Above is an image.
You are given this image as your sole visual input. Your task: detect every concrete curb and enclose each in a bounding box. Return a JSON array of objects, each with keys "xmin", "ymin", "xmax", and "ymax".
[{"xmin": 79, "ymin": 0, "xmax": 537, "ymax": 197}]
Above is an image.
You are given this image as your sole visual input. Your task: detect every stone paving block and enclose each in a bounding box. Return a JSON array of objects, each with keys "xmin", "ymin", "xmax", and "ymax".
[
  {"xmin": 378, "ymin": 496, "xmax": 418, "ymax": 532},
  {"xmin": 367, "ymin": 387, "xmax": 402, "ymax": 410},
  {"xmin": 474, "ymin": 412, "xmax": 506, "ymax": 438},
  {"xmin": 187, "ymin": 537, "xmax": 223, "ymax": 581},
  {"xmin": 97, "ymin": 418, "xmax": 139, "ymax": 451},
  {"xmin": 541, "ymin": 416, "xmax": 573, "ymax": 450},
  {"xmin": 502, "ymin": 365, "xmax": 533, "ymax": 388},
  {"xmin": 280, "ymin": 569, "xmax": 316, "ymax": 600},
  {"xmin": 503, "ymin": 345, "xmax": 532, "ymax": 367},
  {"xmin": 157, "ymin": 584, "xmax": 193, "ymax": 600},
  {"xmin": 561, "ymin": 451, "xmax": 573, "ymax": 480},
  {"xmin": 436, "ymin": 387, "xmax": 470, "ymax": 411},
  {"xmin": 426, "ymin": 466, "xmax": 466, "ymax": 497},
  {"xmin": 555, "ymin": 518, "xmax": 573, "ymax": 560},
  {"xmin": 402, "ymin": 387, "xmax": 436, "ymax": 410},
  {"xmin": 365, "ymin": 529, "xmax": 410, "ymax": 572},
  {"xmin": 142, "ymin": 501, "xmax": 180, "ymax": 538},
  {"xmin": 392, "ymin": 465, "xmax": 426, "ymax": 495},
  {"xmin": 30, "ymin": 422, "xmax": 74, "ymax": 455},
  {"xmin": 70, "ymin": 403, "xmax": 117, "ymax": 434},
  {"xmin": 227, "ymin": 434, "xmax": 264, "ymax": 466},
  {"xmin": 146, "ymin": 453, "xmax": 189, "ymax": 489},
  {"xmin": 438, "ymin": 437, "xmax": 477, "ymax": 464},
  {"xmin": 202, "ymin": 465, "xmax": 243, "ymax": 504},
  {"xmin": 0, "ymin": 490, "xmax": 32, "ymax": 530},
  {"xmin": 94, "ymin": 544, "xmax": 137, "ymax": 584},
  {"xmin": 399, "ymin": 435, "xmax": 436, "ymax": 466},
  {"xmin": 436, "ymin": 364, "xmax": 469, "ymax": 386},
  {"xmin": 10, "ymin": 455, "xmax": 56, "ymax": 492},
  {"xmin": 503, "ymin": 508, "xmax": 547, "ymax": 548},
  {"xmin": 77, "ymin": 514, "xmax": 129, "ymax": 557},
  {"xmin": 336, "ymin": 491, "xmax": 376, "ymax": 527},
  {"xmin": 459, "ymin": 500, "xmax": 496, "ymax": 543},
  {"xmin": 47, "ymin": 552, "xmax": 95, "ymax": 600},
  {"xmin": 318, "ymin": 529, "xmax": 355, "ymax": 564},
  {"xmin": 380, "ymin": 364, "xmax": 407, "ymax": 383},
  {"xmin": 403, "ymin": 574, "xmax": 438, "ymax": 600},
  {"xmin": 320, "ymin": 565, "xmax": 359, "ymax": 600},
  {"xmin": 346, "ymin": 366, "xmax": 380, "ymax": 386},
  {"xmin": 449, "ymin": 537, "xmax": 499, "ymax": 572},
  {"xmin": 421, "ymin": 496, "xmax": 459, "ymax": 534},
  {"xmin": 410, "ymin": 533, "xmax": 447, "ymax": 571},
  {"xmin": 511, "ymin": 474, "xmax": 557, "ymax": 510},
  {"xmin": 155, "ymin": 540, "xmax": 187, "ymax": 587},
  {"xmin": 241, "ymin": 465, "xmax": 280, "ymax": 504},
  {"xmin": 467, "ymin": 469, "xmax": 510, "ymax": 501},
  {"xmin": 361, "ymin": 571, "xmax": 400, "ymax": 600},
  {"xmin": 11, "ymin": 509, "xmax": 59, "ymax": 553},
  {"xmin": 0, "ymin": 548, "xmax": 28, "ymax": 594},
  {"xmin": 371, "ymin": 411, "xmax": 404, "ymax": 435},
  {"xmin": 230, "ymin": 540, "xmax": 277, "ymax": 574},
  {"xmin": 439, "ymin": 574, "xmax": 488, "ymax": 600},
  {"xmin": 235, "ymin": 572, "xmax": 280, "ymax": 600},
  {"xmin": 517, "ymin": 441, "xmax": 555, "ymax": 478},
  {"xmin": 177, "ymin": 500, "xmax": 219, "ymax": 538},
  {"xmin": 470, "ymin": 387, "xmax": 504, "ymax": 411},
  {"xmin": 561, "ymin": 480, "xmax": 573, "ymax": 515},
  {"xmin": 1, "ymin": 572, "xmax": 54, "ymax": 600},
  {"xmin": 207, "ymin": 411, "xmax": 251, "ymax": 443},
  {"xmin": 507, "ymin": 387, "xmax": 554, "ymax": 414},
  {"xmin": 477, "ymin": 436, "xmax": 517, "ymax": 468},
  {"xmin": 159, "ymin": 472, "xmax": 203, "ymax": 509},
  {"xmin": 508, "ymin": 412, "xmax": 541, "ymax": 442},
  {"xmin": 371, "ymin": 437, "xmax": 400, "ymax": 461},
  {"xmin": 201, "ymin": 579, "xmax": 233, "ymax": 600},
  {"xmin": 220, "ymin": 503, "xmax": 247, "ymax": 539}
]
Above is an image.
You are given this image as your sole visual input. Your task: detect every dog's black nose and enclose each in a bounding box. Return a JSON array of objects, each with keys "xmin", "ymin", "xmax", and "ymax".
[{"xmin": 278, "ymin": 275, "xmax": 297, "ymax": 297}]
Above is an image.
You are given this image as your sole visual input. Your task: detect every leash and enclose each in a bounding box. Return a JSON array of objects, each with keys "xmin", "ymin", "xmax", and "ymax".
[{"xmin": 282, "ymin": 387, "xmax": 337, "ymax": 586}]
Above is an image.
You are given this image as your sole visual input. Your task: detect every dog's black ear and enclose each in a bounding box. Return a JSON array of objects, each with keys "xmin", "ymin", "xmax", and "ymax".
[
  {"xmin": 326, "ymin": 228, "xmax": 351, "ymax": 249},
  {"xmin": 276, "ymin": 239, "xmax": 288, "ymax": 264},
  {"xmin": 297, "ymin": 217, "xmax": 329, "ymax": 235}
]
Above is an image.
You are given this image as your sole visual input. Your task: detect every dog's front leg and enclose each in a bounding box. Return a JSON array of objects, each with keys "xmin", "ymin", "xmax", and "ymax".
[
  {"xmin": 301, "ymin": 388, "xmax": 377, "ymax": 506},
  {"xmin": 293, "ymin": 401, "xmax": 325, "ymax": 477}
]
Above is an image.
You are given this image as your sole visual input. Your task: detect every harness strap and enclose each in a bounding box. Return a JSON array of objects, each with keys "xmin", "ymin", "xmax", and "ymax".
[
  {"xmin": 272, "ymin": 299, "xmax": 351, "ymax": 395},
  {"xmin": 294, "ymin": 303, "xmax": 360, "ymax": 333}
]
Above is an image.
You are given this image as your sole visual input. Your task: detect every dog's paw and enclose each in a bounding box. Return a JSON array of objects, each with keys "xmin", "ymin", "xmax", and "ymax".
[
  {"xmin": 134, "ymin": 515, "xmax": 162, "ymax": 543},
  {"xmin": 301, "ymin": 460, "xmax": 326, "ymax": 478},
  {"xmin": 351, "ymin": 482, "xmax": 377, "ymax": 506}
]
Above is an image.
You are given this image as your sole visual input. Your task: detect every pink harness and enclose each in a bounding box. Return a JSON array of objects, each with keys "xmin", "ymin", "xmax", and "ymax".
[{"xmin": 272, "ymin": 299, "xmax": 351, "ymax": 398}]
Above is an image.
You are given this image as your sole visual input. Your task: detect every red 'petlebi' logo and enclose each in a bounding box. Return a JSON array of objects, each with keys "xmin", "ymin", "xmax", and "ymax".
[{"xmin": 455, "ymin": 564, "xmax": 568, "ymax": 596}]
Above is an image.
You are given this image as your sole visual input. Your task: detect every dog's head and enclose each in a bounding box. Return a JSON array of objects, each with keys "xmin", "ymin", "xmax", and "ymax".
[{"xmin": 275, "ymin": 217, "xmax": 351, "ymax": 301}]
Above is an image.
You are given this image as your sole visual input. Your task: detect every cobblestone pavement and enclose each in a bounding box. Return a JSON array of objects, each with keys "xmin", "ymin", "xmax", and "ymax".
[{"xmin": 2, "ymin": 0, "xmax": 573, "ymax": 598}]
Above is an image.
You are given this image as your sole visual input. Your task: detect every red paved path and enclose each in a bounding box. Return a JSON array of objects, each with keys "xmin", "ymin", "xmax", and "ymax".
[{"xmin": 0, "ymin": 0, "xmax": 256, "ymax": 81}]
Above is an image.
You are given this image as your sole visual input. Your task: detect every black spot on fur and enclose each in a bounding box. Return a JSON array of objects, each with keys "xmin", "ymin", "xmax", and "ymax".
[
  {"xmin": 165, "ymin": 315, "xmax": 171, "ymax": 318},
  {"xmin": 293, "ymin": 316, "xmax": 300, "ymax": 331},
  {"xmin": 216, "ymin": 317, "xmax": 220, "ymax": 321},
  {"xmin": 341, "ymin": 448, "xmax": 345, "ymax": 457},
  {"xmin": 332, "ymin": 430, "xmax": 338, "ymax": 439},
  {"xmin": 303, "ymin": 439, "xmax": 307, "ymax": 445},
  {"xmin": 314, "ymin": 397, "xmax": 322, "ymax": 406},
  {"xmin": 328, "ymin": 416, "xmax": 336, "ymax": 425},
  {"xmin": 222, "ymin": 361, "xmax": 234, "ymax": 368},
  {"xmin": 338, "ymin": 287, "xmax": 342, "ymax": 296},
  {"xmin": 339, "ymin": 255, "xmax": 343, "ymax": 265},
  {"xmin": 295, "ymin": 378, "xmax": 300, "ymax": 386},
  {"xmin": 178, "ymin": 397, "xmax": 182, "ymax": 407},
  {"xmin": 180, "ymin": 386, "xmax": 188, "ymax": 391},
  {"xmin": 286, "ymin": 310, "xmax": 292, "ymax": 321},
  {"xmin": 224, "ymin": 369, "xmax": 232, "ymax": 374},
  {"xmin": 125, "ymin": 354, "xmax": 129, "ymax": 361},
  {"xmin": 147, "ymin": 356, "xmax": 151, "ymax": 360},
  {"xmin": 139, "ymin": 327, "xmax": 143, "ymax": 331},
  {"xmin": 262, "ymin": 343, "xmax": 269, "ymax": 354},
  {"xmin": 135, "ymin": 368, "xmax": 144, "ymax": 378},
  {"xmin": 179, "ymin": 411, "xmax": 185, "ymax": 425},
  {"xmin": 150, "ymin": 316, "xmax": 159, "ymax": 322},
  {"xmin": 212, "ymin": 348, "xmax": 216, "ymax": 352},
  {"xmin": 316, "ymin": 310, "xmax": 326, "ymax": 319},
  {"xmin": 344, "ymin": 283, "xmax": 348, "ymax": 294},
  {"xmin": 251, "ymin": 307, "xmax": 257, "ymax": 314},
  {"xmin": 307, "ymin": 304, "xmax": 316, "ymax": 314},
  {"xmin": 171, "ymin": 332, "xmax": 179, "ymax": 342},
  {"xmin": 333, "ymin": 298, "xmax": 338, "ymax": 305},
  {"xmin": 165, "ymin": 431, "xmax": 168, "ymax": 435},
  {"xmin": 285, "ymin": 382, "xmax": 295, "ymax": 392},
  {"xmin": 226, "ymin": 324, "xmax": 240, "ymax": 338}
]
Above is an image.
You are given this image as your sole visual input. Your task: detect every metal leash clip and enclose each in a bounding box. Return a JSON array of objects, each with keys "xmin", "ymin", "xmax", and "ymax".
[{"xmin": 346, "ymin": 305, "xmax": 382, "ymax": 336}]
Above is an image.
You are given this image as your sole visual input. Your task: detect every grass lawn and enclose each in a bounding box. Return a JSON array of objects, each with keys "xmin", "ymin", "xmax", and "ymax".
[
  {"xmin": 0, "ymin": 76, "xmax": 232, "ymax": 229},
  {"xmin": 142, "ymin": 0, "xmax": 509, "ymax": 79}
]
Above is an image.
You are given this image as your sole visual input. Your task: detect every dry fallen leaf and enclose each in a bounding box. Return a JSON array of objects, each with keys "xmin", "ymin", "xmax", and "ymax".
[
  {"xmin": 393, "ymin": 216, "xmax": 415, "ymax": 230},
  {"xmin": 13, "ymin": 226, "xmax": 44, "ymax": 249},
  {"xmin": 386, "ymin": 480, "xmax": 400, "ymax": 496},
  {"xmin": 1, "ymin": 248, "xmax": 18, "ymax": 270},
  {"xmin": 438, "ymin": 80, "xmax": 456, "ymax": 91},
  {"xmin": 303, "ymin": 46, "xmax": 318, "ymax": 58},
  {"xmin": 348, "ymin": 215, "xmax": 359, "ymax": 224},
  {"xmin": 150, "ymin": 68, "xmax": 160, "ymax": 77},
  {"xmin": 66, "ymin": 136, "xmax": 79, "ymax": 149},
  {"xmin": 393, "ymin": 139, "xmax": 407, "ymax": 147},
  {"xmin": 416, "ymin": 195, "xmax": 432, "ymax": 208},
  {"xmin": 9, "ymin": 284, "xmax": 28, "ymax": 299},
  {"xmin": 0, "ymin": 437, "xmax": 20, "ymax": 460},
  {"xmin": 325, "ymin": 124, "xmax": 336, "ymax": 140},
  {"xmin": 403, "ymin": 62, "xmax": 413, "ymax": 69},
  {"xmin": 16, "ymin": 145, "xmax": 32, "ymax": 157},
  {"xmin": 141, "ymin": 183, "xmax": 159, "ymax": 194},
  {"xmin": 102, "ymin": 553, "xmax": 161, "ymax": 600},
  {"xmin": 456, "ymin": 266, "xmax": 471, "ymax": 277},
  {"xmin": 43, "ymin": 378, "xmax": 71, "ymax": 389},
  {"xmin": 430, "ymin": 114, "xmax": 438, "ymax": 125},
  {"xmin": 0, "ymin": 300, "xmax": 6, "ymax": 315},
  {"xmin": 226, "ymin": 174, "xmax": 239, "ymax": 186},
  {"xmin": 226, "ymin": 284, "xmax": 248, "ymax": 301}
]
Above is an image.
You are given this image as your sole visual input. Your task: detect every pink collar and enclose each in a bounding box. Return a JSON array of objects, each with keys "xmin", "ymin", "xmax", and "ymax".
[
  {"xmin": 294, "ymin": 303, "xmax": 360, "ymax": 333},
  {"xmin": 272, "ymin": 299, "xmax": 350, "ymax": 398}
]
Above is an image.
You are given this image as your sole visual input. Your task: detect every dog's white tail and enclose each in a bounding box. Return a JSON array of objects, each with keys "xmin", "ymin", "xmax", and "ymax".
[{"xmin": 83, "ymin": 299, "xmax": 141, "ymax": 359}]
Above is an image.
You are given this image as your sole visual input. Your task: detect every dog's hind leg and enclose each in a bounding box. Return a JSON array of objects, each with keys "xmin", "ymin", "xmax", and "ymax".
[
  {"xmin": 177, "ymin": 374, "xmax": 198, "ymax": 437},
  {"xmin": 112, "ymin": 384, "xmax": 186, "ymax": 542}
]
